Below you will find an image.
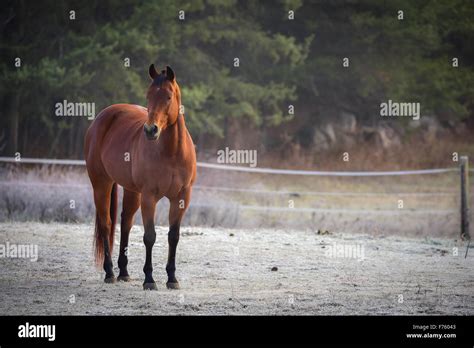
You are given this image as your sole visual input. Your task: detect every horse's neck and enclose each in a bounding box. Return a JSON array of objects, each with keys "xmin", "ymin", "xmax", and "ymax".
[{"xmin": 156, "ymin": 114, "xmax": 186, "ymax": 158}]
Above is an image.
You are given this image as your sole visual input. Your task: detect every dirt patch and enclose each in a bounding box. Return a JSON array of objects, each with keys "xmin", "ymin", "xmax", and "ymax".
[{"xmin": 0, "ymin": 222, "xmax": 472, "ymax": 315}]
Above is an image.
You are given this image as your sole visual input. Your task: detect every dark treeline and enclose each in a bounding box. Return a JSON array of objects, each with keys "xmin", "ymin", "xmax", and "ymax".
[{"xmin": 1, "ymin": 0, "xmax": 473, "ymax": 165}]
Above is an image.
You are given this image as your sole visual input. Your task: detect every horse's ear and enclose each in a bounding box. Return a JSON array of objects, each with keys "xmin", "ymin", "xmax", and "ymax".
[
  {"xmin": 166, "ymin": 65, "xmax": 175, "ymax": 82},
  {"xmin": 149, "ymin": 64, "xmax": 159, "ymax": 80}
]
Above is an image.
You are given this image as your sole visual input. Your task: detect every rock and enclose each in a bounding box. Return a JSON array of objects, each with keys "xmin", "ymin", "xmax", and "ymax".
[
  {"xmin": 378, "ymin": 126, "xmax": 401, "ymax": 148},
  {"xmin": 420, "ymin": 116, "xmax": 441, "ymax": 142},
  {"xmin": 271, "ymin": 266, "xmax": 278, "ymax": 272},
  {"xmin": 313, "ymin": 129, "xmax": 331, "ymax": 150},
  {"xmin": 338, "ymin": 111, "xmax": 357, "ymax": 134},
  {"xmin": 323, "ymin": 123, "xmax": 337, "ymax": 144},
  {"xmin": 360, "ymin": 126, "xmax": 401, "ymax": 149}
]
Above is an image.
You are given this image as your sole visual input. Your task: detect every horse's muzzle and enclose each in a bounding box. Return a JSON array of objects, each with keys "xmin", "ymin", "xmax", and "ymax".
[{"xmin": 144, "ymin": 124, "xmax": 160, "ymax": 140}]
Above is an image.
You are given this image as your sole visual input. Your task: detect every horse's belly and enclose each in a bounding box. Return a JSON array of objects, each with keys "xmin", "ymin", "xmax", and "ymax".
[
  {"xmin": 99, "ymin": 106, "xmax": 145, "ymax": 191},
  {"xmin": 104, "ymin": 159, "xmax": 139, "ymax": 192},
  {"xmin": 102, "ymin": 142, "xmax": 140, "ymax": 191}
]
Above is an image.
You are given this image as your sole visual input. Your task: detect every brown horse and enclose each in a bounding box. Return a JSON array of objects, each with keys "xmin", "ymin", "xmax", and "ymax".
[{"xmin": 84, "ymin": 64, "xmax": 196, "ymax": 290}]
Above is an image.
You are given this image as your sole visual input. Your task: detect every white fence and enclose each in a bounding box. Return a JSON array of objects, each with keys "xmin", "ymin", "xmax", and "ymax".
[
  {"xmin": 0, "ymin": 156, "xmax": 471, "ymax": 233},
  {"xmin": 0, "ymin": 156, "xmax": 460, "ymax": 176}
]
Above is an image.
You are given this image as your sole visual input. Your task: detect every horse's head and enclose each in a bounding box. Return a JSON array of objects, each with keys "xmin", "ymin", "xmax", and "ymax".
[{"xmin": 144, "ymin": 64, "xmax": 181, "ymax": 141}]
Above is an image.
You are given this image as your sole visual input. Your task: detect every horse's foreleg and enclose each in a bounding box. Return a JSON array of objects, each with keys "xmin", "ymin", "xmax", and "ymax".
[
  {"xmin": 166, "ymin": 188, "xmax": 191, "ymax": 289},
  {"xmin": 117, "ymin": 189, "xmax": 141, "ymax": 282},
  {"xmin": 141, "ymin": 193, "xmax": 158, "ymax": 290}
]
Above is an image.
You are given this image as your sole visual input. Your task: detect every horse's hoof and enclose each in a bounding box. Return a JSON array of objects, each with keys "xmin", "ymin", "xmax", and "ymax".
[
  {"xmin": 117, "ymin": 275, "xmax": 131, "ymax": 282},
  {"xmin": 143, "ymin": 282, "xmax": 158, "ymax": 290},
  {"xmin": 104, "ymin": 276, "xmax": 116, "ymax": 284},
  {"xmin": 166, "ymin": 281, "xmax": 180, "ymax": 290}
]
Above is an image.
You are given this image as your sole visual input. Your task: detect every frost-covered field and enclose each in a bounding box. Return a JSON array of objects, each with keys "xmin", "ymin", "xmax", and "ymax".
[{"xmin": 0, "ymin": 222, "xmax": 472, "ymax": 315}]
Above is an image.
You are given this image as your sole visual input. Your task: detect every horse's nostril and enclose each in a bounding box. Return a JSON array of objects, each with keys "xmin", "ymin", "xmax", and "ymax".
[
  {"xmin": 144, "ymin": 124, "xmax": 156, "ymax": 133},
  {"xmin": 144, "ymin": 124, "xmax": 159, "ymax": 140}
]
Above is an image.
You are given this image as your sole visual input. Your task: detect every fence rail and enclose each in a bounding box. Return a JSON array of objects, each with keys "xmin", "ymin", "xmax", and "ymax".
[
  {"xmin": 0, "ymin": 156, "xmax": 471, "ymax": 236},
  {"xmin": 0, "ymin": 156, "xmax": 465, "ymax": 176}
]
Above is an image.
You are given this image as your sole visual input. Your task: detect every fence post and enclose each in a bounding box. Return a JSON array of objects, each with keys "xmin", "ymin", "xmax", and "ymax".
[{"xmin": 460, "ymin": 156, "xmax": 470, "ymax": 240}]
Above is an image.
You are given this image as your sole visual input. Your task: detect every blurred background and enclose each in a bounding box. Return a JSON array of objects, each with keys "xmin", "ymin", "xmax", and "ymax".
[
  {"xmin": 1, "ymin": 0, "xmax": 473, "ymax": 236},
  {"xmin": 1, "ymin": 0, "xmax": 473, "ymax": 168}
]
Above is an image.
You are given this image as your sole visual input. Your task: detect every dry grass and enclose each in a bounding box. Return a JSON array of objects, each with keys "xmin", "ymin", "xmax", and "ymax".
[{"xmin": 257, "ymin": 132, "xmax": 474, "ymax": 171}]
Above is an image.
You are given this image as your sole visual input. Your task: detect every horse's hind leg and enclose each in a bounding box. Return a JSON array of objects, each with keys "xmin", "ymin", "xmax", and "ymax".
[
  {"xmin": 117, "ymin": 189, "xmax": 141, "ymax": 282},
  {"xmin": 166, "ymin": 187, "xmax": 192, "ymax": 290},
  {"xmin": 92, "ymin": 181, "xmax": 116, "ymax": 283}
]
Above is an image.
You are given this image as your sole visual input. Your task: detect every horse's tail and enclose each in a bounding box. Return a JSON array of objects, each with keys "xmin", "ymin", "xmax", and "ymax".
[{"xmin": 94, "ymin": 183, "xmax": 118, "ymax": 265}]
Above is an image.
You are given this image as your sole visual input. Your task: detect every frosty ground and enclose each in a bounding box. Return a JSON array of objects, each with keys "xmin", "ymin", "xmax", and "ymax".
[{"xmin": 0, "ymin": 222, "xmax": 472, "ymax": 315}]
